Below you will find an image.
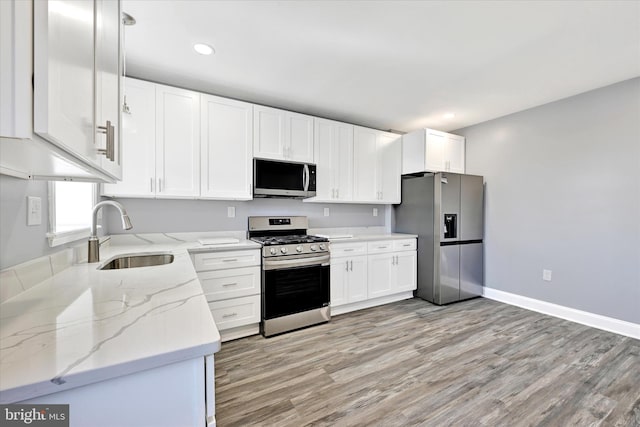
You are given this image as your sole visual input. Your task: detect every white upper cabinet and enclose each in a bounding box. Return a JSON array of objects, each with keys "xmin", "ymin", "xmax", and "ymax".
[
  {"xmin": 30, "ymin": 0, "xmax": 123, "ymax": 181},
  {"xmin": 155, "ymin": 84, "xmax": 200, "ymax": 198},
  {"xmin": 102, "ymin": 78, "xmax": 156, "ymax": 197},
  {"xmin": 402, "ymin": 128, "xmax": 466, "ymax": 174},
  {"xmin": 353, "ymin": 127, "xmax": 401, "ymax": 203},
  {"xmin": 253, "ymin": 105, "xmax": 314, "ymax": 163},
  {"xmin": 200, "ymin": 95, "xmax": 253, "ymax": 200},
  {"xmin": 313, "ymin": 118, "xmax": 353, "ymax": 201}
]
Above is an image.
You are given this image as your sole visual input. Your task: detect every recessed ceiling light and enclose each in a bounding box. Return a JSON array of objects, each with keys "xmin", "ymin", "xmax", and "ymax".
[
  {"xmin": 443, "ymin": 113, "xmax": 456, "ymax": 119},
  {"xmin": 193, "ymin": 43, "xmax": 214, "ymax": 56}
]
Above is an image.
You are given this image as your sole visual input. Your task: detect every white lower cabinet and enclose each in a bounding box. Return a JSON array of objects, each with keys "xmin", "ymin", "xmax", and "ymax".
[
  {"xmin": 192, "ymin": 248, "xmax": 261, "ymax": 342},
  {"xmin": 22, "ymin": 356, "xmax": 215, "ymax": 427},
  {"xmin": 330, "ymin": 254, "xmax": 368, "ymax": 307},
  {"xmin": 330, "ymin": 238, "xmax": 417, "ymax": 314}
]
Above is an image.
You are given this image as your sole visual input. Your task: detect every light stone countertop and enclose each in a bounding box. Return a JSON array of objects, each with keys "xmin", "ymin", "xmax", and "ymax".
[
  {"xmin": 0, "ymin": 232, "xmax": 261, "ymax": 404},
  {"xmin": 309, "ymin": 227, "xmax": 417, "ymax": 243}
]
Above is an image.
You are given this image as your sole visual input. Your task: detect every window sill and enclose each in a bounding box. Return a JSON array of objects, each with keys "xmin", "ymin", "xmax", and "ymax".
[{"xmin": 47, "ymin": 228, "xmax": 91, "ymax": 247}]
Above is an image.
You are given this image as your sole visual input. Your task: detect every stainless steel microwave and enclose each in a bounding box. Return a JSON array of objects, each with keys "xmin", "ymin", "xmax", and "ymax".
[{"xmin": 253, "ymin": 159, "xmax": 316, "ymax": 199}]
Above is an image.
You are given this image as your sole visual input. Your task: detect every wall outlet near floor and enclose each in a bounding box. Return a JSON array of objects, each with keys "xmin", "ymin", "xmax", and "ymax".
[
  {"xmin": 323, "ymin": 207, "xmax": 330, "ymax": 217},
  {"xmin": 27, "ymin": 196, "xmax": 42, "ymax": 226},
  {"xmin": 227, "ymin": 206, "xmax": 235, "ymax": 218},
  {"xmin": 373, "ymin": 208, "xmax": 378, "ymax": 217},
  {"xmin": 542, "ymin": 269, "xmax": 552, "ymax": 282}
]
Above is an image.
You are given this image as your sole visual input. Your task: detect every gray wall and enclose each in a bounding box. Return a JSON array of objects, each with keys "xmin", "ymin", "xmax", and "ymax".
[
  {"xmin": 0, "ymin": 175, "xmax": 57, "ymax": 269},
  {"xmin": 103, "ymin": 197, "xmax": 385, "ymax": 234},
  {"xmin": 455, "ymin": 77, "xmax": 640, "ymax": 324}
]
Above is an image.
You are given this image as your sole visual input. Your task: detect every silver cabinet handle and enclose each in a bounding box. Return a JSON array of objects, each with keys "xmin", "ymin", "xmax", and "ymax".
[
  {"xmin": 150, "ymin": 178, "xmax": 154, "ymax": 193},
  {"xmin": 97, "ymin": 120, "xmax": 114, "ymax": 161},
  {"xmin": 222, "ymin": 258, "xmax": 238, "ymax": 262},
  {"xmin": 158, "ymin": 178, "xmax": 162, "ymax": 193},
  {"xmin": 344, "ymin": 248, "xmax": 354, "ymax": 252},
  {"xmin": 222, "ymin": 313, "xmax": 238, "ymax": 318},
  {"xmin": 345, "ymin": 260, "xmax": 349, "ymax": 272},
  {"xmin": 402, "ymin": 244, "xmax": 411, "ymax": 247},
  {"xmin": 222, "ymin": 282, "xmax": 238, "ymax": 287},
  {"xmin": 332, "ymin": 189, "xmax": 335, "ymax": 198},
  {"xmin": 350, "ymin": 260, "xmax": 353, "ymax": 271},
  {"xmin": 336, "ymin": 188, "xmax": 339, "ymax": 198}
]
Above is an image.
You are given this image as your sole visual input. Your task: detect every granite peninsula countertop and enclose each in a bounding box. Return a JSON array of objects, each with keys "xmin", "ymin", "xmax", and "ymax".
[{"xmin": 0, "ymin": 233, "xmax": 261, "ymax": 404}]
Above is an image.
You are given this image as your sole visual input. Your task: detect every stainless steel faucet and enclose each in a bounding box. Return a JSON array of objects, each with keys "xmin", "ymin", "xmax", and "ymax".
[{"xmin": 88, "ymin": 201, "xmax": 133, "ymax": 263}]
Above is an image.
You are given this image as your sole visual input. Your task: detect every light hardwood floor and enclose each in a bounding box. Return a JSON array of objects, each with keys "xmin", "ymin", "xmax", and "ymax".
[{"xmin": 215, "ymin": 298, "xmax": 640, "ymax": 426}]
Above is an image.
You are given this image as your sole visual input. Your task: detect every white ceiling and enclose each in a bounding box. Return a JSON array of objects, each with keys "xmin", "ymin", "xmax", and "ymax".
[{"xmin": 122, "ymin": 1, "xmax": 640, "ymax": 133}]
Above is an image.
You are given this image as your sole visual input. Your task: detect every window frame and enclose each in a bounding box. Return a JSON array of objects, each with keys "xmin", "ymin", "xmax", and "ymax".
[{"xmin": 46, "ymin": 181, "xmax": 98, "ymax": 247}]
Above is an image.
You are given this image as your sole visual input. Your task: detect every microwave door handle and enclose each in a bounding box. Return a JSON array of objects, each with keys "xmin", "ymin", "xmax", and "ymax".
[{"xmin": 303, "ymin": 164, "xmax": 309, "ymax": 191}]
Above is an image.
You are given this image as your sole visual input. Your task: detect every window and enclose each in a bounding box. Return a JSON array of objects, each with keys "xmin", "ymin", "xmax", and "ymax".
[{"xmin": 47, "ymin": 181, "xmax": 96, "ymax": 246}]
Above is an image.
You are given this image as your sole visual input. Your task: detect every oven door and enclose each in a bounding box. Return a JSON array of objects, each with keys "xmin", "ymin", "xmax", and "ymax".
[{"xmin": 263, "ymin": 255, "xmax": 330, "ymax": 320}]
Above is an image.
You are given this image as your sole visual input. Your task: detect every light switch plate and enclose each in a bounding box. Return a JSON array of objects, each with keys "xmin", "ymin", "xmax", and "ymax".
[
  {"xmin": 323, "ymin": 208, "xmax": 330, "ymax": 217},
  {"xmin": 227, "ymin": 206, "xmax": 236, "ymax": 218},
  {"xmin": 542, "ymin": 269, "xmax": 552, "ymax": 281},
  {"xmin": 373, "ymin": 208, "xmax": 378, "ymax": 217},
  {"xmin": 27, "ymin": 196, "xmax": 42, "ymax": 226}
]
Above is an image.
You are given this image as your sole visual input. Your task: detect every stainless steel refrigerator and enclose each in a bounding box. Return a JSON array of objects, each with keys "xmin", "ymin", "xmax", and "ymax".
[{"xmin": 394, "ymin": 172, "xmax": 484, "ymax": 305}]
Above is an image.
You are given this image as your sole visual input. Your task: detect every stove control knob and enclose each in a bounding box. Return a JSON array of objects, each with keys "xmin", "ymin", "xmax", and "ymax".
[
  {"xmin": 280, "ymin": 247, "xmax": 288, "ymax": 254},
  {"xmin": 269, "ymin": 248, "xmax": 277, "ymax": 255},
  {"xmin": 310, "ymin": 244, "xmax": 318, "ymax": 251},
  {"xmin": 296, "ymin": 245, "xmax": 303, "ymax": 253},
  {"xmin": 319, "ymin": 244, "xmax": 326, "ymax": 251}
]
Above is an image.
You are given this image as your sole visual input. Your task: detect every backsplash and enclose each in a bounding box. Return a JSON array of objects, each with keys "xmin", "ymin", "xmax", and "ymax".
[
  {"xmin": 102, "ymin": 197, "xmax": 389, "ymax": 235},
  {"xmin": 0, "ymin": 246, "xmax": 82, "ymax": 303}
]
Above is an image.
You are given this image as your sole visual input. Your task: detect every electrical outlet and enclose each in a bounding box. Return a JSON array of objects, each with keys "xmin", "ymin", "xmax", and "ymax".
[
  {"xmin": 27, "ymin": 196, "xmax": 42, "ymax": 226},
  {"xmin": 323, "ymin": 208, "xmax": 330, "ymax": 217},
  {"xmin": 227, "ymin": 206, "xmax": 235, "ymax": 218},
  {"xmin": 542, "ymin": 269, "xmax": 552, "ymax": 282},
  {"xmin": 373, "ymin": 208, "xmax": 378, "ymax": 217}
]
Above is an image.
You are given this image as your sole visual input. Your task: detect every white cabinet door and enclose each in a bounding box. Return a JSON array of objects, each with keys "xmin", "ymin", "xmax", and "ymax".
[
  {"xmin": 155, "ymin": 84, "xmax": 200, "ymax": 198},
  {"xmin": 330, "ymin": 260, "xmax": 348, "ymax": 307},
  {"xmin": 378, "ymin": 132, "xmax": 401, "ymax": 204},
  {"xmin": 253, "ymin": 105, "xmax": 285, "ymax": 160},
  {"xmin": 201, "ymin": 95, "xmax": 253, "ymax": 200},
  {"xmin": 33, "ymin": 0, "xmax": 98, "ymax": 167},
  {"xmin": 254, "ymin": 106, "xmax": 314, "ymax": 162},
  {"xmin": 286, "ymin": 111, "xmax": 314, "ymax": 163},
  {"xmin": 353, "ymin": 126, "xmax": 378, "ymax": 202},
  {"xmin": 445, "ymin": 133, "xmax": 466, "ymax": 173},
  {"xmin": 394, "ymin": 251, "xmax": 417, "ymax": 292},
  {"xmin": 95, "ymin": 0, "xmax": 122, "ymax": 179},
  {"xmin": 314, "ymin": 118, "xmax": 353, "ymax": 201},
  {"xmin": 348, "ymin": 255, "xmax": 368, "ymax": 303},
  {"xmin": 367, "ymin": 253, "xmax": 394, "ymax": 298},
  {"xmin": 425, "ymin": 129, "xmax": 445, "ymax": 172},
  {"xmin": 102, "ymin": 78, "xmax": 156, "ymax": 197},
  {"xmin": 0, "ymin": 0, "xmax": 31, "ymax": 139}
]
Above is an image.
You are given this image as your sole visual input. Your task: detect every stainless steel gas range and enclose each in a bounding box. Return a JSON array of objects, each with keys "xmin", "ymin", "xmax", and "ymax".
[{"xmin": 248, "ymin": 216, "xmax": 330, "ymax": 337}]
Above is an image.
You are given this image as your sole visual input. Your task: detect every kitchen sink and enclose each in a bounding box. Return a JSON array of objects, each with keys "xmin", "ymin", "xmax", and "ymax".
[{"xmin": 99, "ymin": 253, "xmax": 175, "ymax": 270}]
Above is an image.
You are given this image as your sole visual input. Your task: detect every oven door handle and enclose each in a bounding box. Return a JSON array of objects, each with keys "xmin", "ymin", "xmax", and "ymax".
[{"xmin": 263, "ymin": 255, "xmax": 330, "ymax": 270}]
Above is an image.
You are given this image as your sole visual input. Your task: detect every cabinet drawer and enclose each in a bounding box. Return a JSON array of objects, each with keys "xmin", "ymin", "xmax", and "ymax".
[
  {"xmin": 209, "ymin": 295, "xmax": 261, "ymax": 331},
  {"xmin": 331, "ymin": 242, "xmax": 367, "ymax": 258},
  {"xmin": 367, "ymin": 241, "xmax": 395, "ymax": 254},
  {"xmin": 198, "ymin": 266, "xmax": 260, "ymax": 301},
  {"xmin": 193, "ymin": 250, "xmax": 260, "ymax": 272},
  {"xmin": 393, "ymin": 239, "xmax": 417, "ymax": 251}
]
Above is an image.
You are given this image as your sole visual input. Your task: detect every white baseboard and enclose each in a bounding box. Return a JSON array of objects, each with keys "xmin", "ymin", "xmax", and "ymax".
[{"xmin": 482, "ymin": 287, "xmax": 640, "ymax": 340}]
